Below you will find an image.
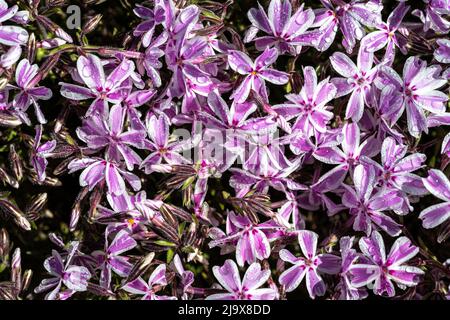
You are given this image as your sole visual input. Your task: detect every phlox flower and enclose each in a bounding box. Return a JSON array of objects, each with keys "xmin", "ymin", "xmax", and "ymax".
[
  {"xmin": 207, "ymin": 259, "xmax": 278, "ymax": 300},
  {"xmin": 122, "ymin": 264, "xmax": 177, "ymax": 300},
  {"xmin": 375, "ymin": 56, "xmax": 448, "ymax": 137},
  {"xmin": 228, "ymin": 47, "xmax": 289, "ymax": 103},
  {"xmin": 350, "ymin": 231, "xmax": 424, "ymax": 297},
  {"xmin": 60, "ymin": 54, "xmax": 135, "ymax": 118},
  {"xmin": 278, "ymin": 230, "xmax": 341, "ymax": 298},
  {"xmin": 245, "ymin": 0, "xmax": 316, "ymax": 55},
  {"xmin": 419, "ymin": 169, "xmax": 450, "ymax": 229}
]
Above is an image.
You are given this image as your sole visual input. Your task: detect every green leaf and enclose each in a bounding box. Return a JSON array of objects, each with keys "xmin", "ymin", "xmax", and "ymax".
[
  {"xmin": 166, "ymin": 249, "xmax": 175, "ymax": 264},
  {"xmin": 200, "ymin": 8, "xmax": 222, "ymax": 23},
  {"xmin": 154, "ymin": 240, "xmax": 177, "ymax": 247}
]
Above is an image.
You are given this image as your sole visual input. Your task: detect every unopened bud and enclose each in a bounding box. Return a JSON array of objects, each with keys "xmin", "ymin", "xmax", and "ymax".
[
  {"xmin": 11, "ymin": 248, "xmax": 22, "ymax": 291},
  {"xmin": 0, "ymin": 167, "xmax": 19, "ymax": 189},
  {"xmin": 22, "ymin": 269, "xmax": 33, "ymax": 292},
  {"xmin": 26, "ymin": 193, "xmax": 48, "ymax": 214},
  {"xmin": 27, "ymin": 33, "xmax": 36, "ymax": 62},
  {"xmin": 0, "ymin": 112, "xmax": 21, "ymax": 127},
  {"xmin": 0, "ymin": 199, "xmax": 31, "ymax": 231},
  {"xmin": 125, "ymin": 252, "xmax": 155, "ymax": 283},
  {"xmin": 8, "ymin": 145, "xmax": 23, "ymax": 182},
  {"xmin": 82, "ymin": 14, "xmax": 102, "ymax": 35},
  {"xmin": 0, "ymin": 228, "xmax": 10, "ymax": 258}
]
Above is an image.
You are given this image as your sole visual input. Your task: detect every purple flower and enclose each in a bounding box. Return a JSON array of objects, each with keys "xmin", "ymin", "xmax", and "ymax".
[
  {"xmin": 278, "ymin": 230, "xmax": 341, "ymax": 298},
  {"xmin": 122, "ymin": 264, "xmax": 177, "ymax": 300},
  {"xmin": 0, "ymin": 1, "xmax": 28, "ymax": 47},
  {"xmin": 76, "ymin": 104, "xmax": 146, "ymax": 170},
  {"xmin": 0, "ymin": 44, "xmax": 21, "ymax": 68},
  {"xmin": 60, "ymin": 54, "xmax": 135, "ymax": 118},
  {"xmin": 375, "ymin": 56, "xmax": 448, "ymax": 137},
  {"xmin": 288, "ymin": 127, "xmax": 342, "ymax": 157},
  {"xmin": 245, "ymin": 0, "xmax": 315, "ymax": 55},
  {"xmin": 330, "ymin": 46, "xmax": 378, "ymax": 122},
  {"xmin": 369, "ymin": 136, "xmax": 427, "ymax": 198},
  {"xmin": 133, "ymin": 4, "xmax": 165, "ymax": 47},
  {"xmin": 35, "ymin": 242, "xmax": 91, "ymax": 300},
  {"xmin": 313, "ymin": 122, "xmax": 373, "ymax": 179},
  {"xmin": 228, "ymin": 47, "xmax": 289, "ymax": 103},
  {"xmin": 342, "ymin": 164, "xmax": 403, "ymax": 236},
  {"xmin": 120, "ymin": 87, "xmax": 156, "ymax": 131},
  {"xmin": 442, "ymin": 132, "xmax": 450, "ymax": 157},
  {"xmin": 434, "ymin": 39, "xmax": 450, "ymax": 63},
  {"xmin": 172, "ymin": 254, "xmax": 194, "ymax": 299},
  {"xmin": 31, "ymin": 124, "xmax": 56, "ymax": 183},
  {"xmin": 11, "ymin": 59, "xmax": 52, "ymax": 125},
  {"xmin": 190, "ymin": 159, "xmax": 223, "ymax": 220},
  {"xmin": 305, "ymin": 0, "xmax": 383, "ymax": 53},
  {"xmin": 198, "ymin": 91, "xmax": 273, "ymax": 131},
  {"xmin": 142, "ymin": 33, "xmax": 167, "ymax": 87},
  {"xmin": 5, "ymin": 0, "xmax": 450, "ymax": 302},
  {"xmin": 68, "ymin": 158, "xmax": 141, "ymax": 195},
  {"xmin": 96, "ymin": 191, "xmax": 152, "ymax": 236},
  {"xmin": 413, "ymin": 0, "xmax": 450, "ymax": 34},
  {"xmin": 140, "ymin": 113, "xmax": 192, "ymax": 173},
  {"xmin": 336, "ymin": 236, "xmax": 368, "ymax": 300},
  {"xmin": 93, "ymin": 229, "xmax": 137, "ymax": 289},
  {"xmin": 419, "ymin": 169, "xmax": 450, "ymax": 229},
  {"xmin": 273, "ymin": 66, "xmax": 336, "ymax": 135},
  {"xmin": 165, "ymin": 36, "xmax": 213, "ymax": 100},
  {"xmin": 208, "ymin": 211, "xmax": 273, "ymax": 267},
  {"xmin": 362, "ymin": 2, "xmax": 409, "ymax": 65},
  {"xmin": 229, "ymin": 158, "xmax": 306, "ymax": 196},
  {"xmin": 350, "ymin": 231, "xmax": 424, "ymax": 297},
  {"xmin": 160, "ymin": 3, "xmax": 199, "ymax": 42},
  {"xmin": 364, "ymin": 85, "xmax": 405, "ymax": 136},
  {"xmin": 238, "ymin": 126, "xmax": 293, "ymax": 177},
  {"xmin": 207, "ymin": 259, "xmax": 278, "ymax": 300},
  {"xmin": 296, "ymin": 166, "xmax": 346, "ymax": 216}
]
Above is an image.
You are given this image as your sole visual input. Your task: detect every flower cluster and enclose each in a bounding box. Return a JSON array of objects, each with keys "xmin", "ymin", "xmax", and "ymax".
[{"xmin": 0, "ymin": 0, "xmax": 449, "ymax": 301}]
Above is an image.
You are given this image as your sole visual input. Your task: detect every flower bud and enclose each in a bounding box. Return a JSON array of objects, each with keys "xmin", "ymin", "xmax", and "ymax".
[
  {"xmin": 82, "ymin": 14, "xmax": 103, "ymax": 35},
  {"xmin": 0, "ymin": 166, "xmax": 19, "ymax": 189},
  {"xmin": 22, "ymin": 269, "xmax": 33, "ymax": 292},
  {"xmin": 8, "ymin": 145, "xmax": 23, "ymax": 182},
  {"xmin": 125, "ymin": 252, "xmax": 155, "ymax": 283},
  {"xmin": 0, "ymin": 228, "xmax": 10, "ymax": 258},
  {"xmin": 0, "ymin": 199, "xmax": 31, "ymax": 231},
  {"xmin": 0, "ymin": 112, "xmax": 21, "ymax": 127},
  {"xmin": 11, "ymin": 248, "xmax": 22, "ymax": 291},
  {"xmin": 27, "ymin": 33, "xmax": 36, "ymax": 63},
  {"xmin": 26, "ymin": 193, "xmax": 48, "ymax": 214}
]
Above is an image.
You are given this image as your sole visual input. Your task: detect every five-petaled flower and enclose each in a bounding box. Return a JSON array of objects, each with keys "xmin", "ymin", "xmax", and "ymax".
[
  {"xmin": 68, "ymin": 158, "xmax": 141, "ymax": 196},
  {"xmin": 60, "ymin": 54, "xmax": 135, "ymax": 118},
  {"xmin": 375, "ymin": 56, "xmax": 448, "ymax": 137},
  {"xmin": 12, "ymin": 59, "xmax": 52, "ymax": 124},
  {"xmin": 330, "ymin": 46, "xmax": 378, "ymax": 122},
  {"xmin": 122, "ymin": 264, "xmax": 177, "ymax": 300},
  {"xmin": 34, "ymin": 242, "xmax": 92, "ymax": 300},
  {"xmin": 350, "ymin": 231, "xmax": 424, "ymax": 297},
  {"xmin": 228, "ymin": 47, "xmax": 289, "ymax": 103},
  {"xmin": 279, "ymin": 230, "xmax": 341, "ymax": 298},
  {"xmin": 92, "ymin": 229, "xmax": 137, "ymax": 289},
  {"xmin": 31, "ymin": 124, "xmax": 56, "ymax": 182},
  {"xmin": 207, "ymin": 259, "xmax": 278, "ymax": 300},
  {"xmin": 245, "ymin": 0, "xmax": 316, "ymax": 55}
]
